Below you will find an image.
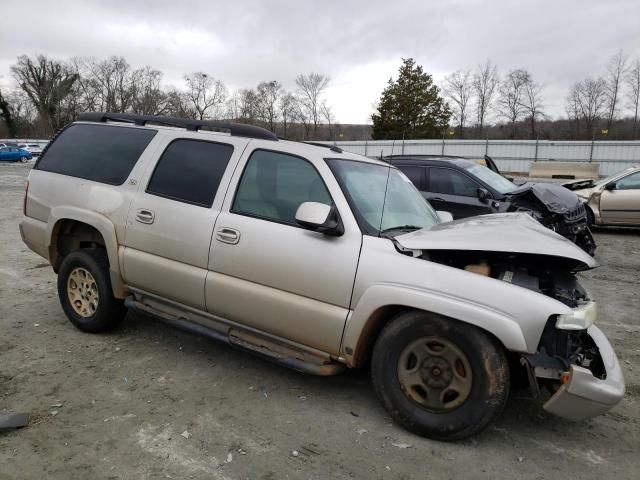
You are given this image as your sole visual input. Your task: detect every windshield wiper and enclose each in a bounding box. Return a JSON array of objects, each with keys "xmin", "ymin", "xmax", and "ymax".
[{"xmin": 380, "ymin": 225, "xmax": 422, "ymax": 234}]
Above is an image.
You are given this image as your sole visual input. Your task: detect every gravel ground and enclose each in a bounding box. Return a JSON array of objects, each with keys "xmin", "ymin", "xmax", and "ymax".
[{"xmin": 1, "ymin": 161, "xmax": 639, "ymax": 480}]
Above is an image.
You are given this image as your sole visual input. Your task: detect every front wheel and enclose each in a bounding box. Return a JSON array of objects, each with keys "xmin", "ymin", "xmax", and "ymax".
[
  {"xmin": 371, "ymin": 311, "xmax": 510, "ymax": 441},
  {"xmin": 57, "ymin": 249, "xmax": 126, "ymax": 333}
]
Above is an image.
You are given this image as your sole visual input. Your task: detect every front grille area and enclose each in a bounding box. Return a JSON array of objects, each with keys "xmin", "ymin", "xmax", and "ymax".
[{"xmin": 564, "ymin": 203, "xmax": 587, "ymax": 222}]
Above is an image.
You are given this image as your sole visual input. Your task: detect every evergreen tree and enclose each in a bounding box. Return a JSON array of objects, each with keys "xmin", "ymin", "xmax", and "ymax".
[{"xmin": 372, "ymin": 58, "xmax": 451, "ymax": 139}]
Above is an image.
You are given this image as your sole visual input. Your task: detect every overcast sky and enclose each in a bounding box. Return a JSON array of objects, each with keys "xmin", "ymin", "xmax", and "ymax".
[{"xmin": 1, "ymin": 0, "xmax": 639, "ymax": 124}]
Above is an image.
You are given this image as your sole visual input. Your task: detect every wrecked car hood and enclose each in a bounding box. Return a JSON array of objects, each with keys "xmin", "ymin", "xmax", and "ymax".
[
  {"xmin": 507, "ymin": 182, "xmax": 580, "ymax": 214},
  {"xmin": 395, "ymin": 213, "xmax": 597, "ymax": 270}
]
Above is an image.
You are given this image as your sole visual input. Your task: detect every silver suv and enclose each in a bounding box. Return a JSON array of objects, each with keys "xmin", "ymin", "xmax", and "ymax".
[{"xmin": 20, "ymin": 112, "xmax": 624, "ymax": 440}]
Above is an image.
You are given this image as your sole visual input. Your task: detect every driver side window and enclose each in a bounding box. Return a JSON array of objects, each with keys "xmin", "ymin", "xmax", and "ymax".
[
  {"xmin": 616, "ymin": 172, "xmax": 640, "ymax": 190},
  {"xmin": 232, "ymin": 150, "xmax": 332, "ymax": 225}
]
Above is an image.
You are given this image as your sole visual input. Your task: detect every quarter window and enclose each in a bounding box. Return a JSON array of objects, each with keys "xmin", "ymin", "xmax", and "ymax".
[
  {"xmin": 396, "ymin": 166, "xmax": 424, "ymax": 190},
  {"xmin": 147, "ymin": 139, "xmax": 234, "ymax": 207},
  {"xmin": 232, "ymin": 150, "xmax": 332, "ymax": 224},
  {"xmin": 429, "ymin": 168, "xmax": 479, "ymax": 197},
  {"xmin": 35, "ymin": 123, "xmax": 156, "ymax": 185}
]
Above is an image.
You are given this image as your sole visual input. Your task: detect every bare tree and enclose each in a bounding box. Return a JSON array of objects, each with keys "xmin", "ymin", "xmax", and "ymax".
[
  {"xmin": 279, "ymin": 92, "xmax": 297, "ymax": 137},
  {"xmin": 131, "ymin": 66, "xmax": 167, "ymax": 115},
  {"xmin": 472, "ymin": 60, "xmax": 499, "ymax": 137},
  {"xmin": 568, "ymin": 78, "xmax": 607, "ymax": 138},
  {"xmin": 320, "ymin": 102, "xmax": 335, "ymax": 141},
  {"xmin": 184, "ymin": 72, "xmax": 227, "ymax": 120},
  {"xmin": 11, "ymin": 54, "xmax": 78, "ymax": 133},
  {"xmin": 0, "ymin": 88, "xmax": 17, "ymax": 137},
  {"xmin": 295, "ymin": 73, "xmax": 330, "ymax": 135},
  {"xmin": 79, "ymin": 56, "xmax": 135, "ymax": 112},
  {"xmin": 443, "ymin": 70, "xmax": 472, "ymax": 137},
  {"xmin": 256, "ymin": 80, "xmax": 282, "ymax": 132},
  {"xmin": 626, "ymin": 57, "xmax": 640, "ymax": 139},
  {"xmin": 497, "ymin": 69, "xmax": 529, "ymax": 138},
  {"xmin": 237, "ymin": 88, "xmax": 260, "ymax": 124},
  {"xmin": 165, "ymin": 88, "xmax": 194, "ymax": 118},
  {"xmin": 521, "ymin": 75, "xmax": 545, "ymax": 138},
  {"xmin": 605, "ymin": 50, "xmax": 627, "ymax": 131}
]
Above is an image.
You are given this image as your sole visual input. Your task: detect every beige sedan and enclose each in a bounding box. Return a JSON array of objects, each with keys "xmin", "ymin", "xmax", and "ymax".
[{"xmin": 572, "ymin": 166, "xmax": 640, "ymax": 226}]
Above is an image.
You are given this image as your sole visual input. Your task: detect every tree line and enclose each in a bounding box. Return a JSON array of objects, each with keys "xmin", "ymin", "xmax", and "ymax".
[
  {"xmin": 372, "ymin": 52, "xmax": 640, "ymax": 141},
  {"xmin": 2, "ymin": 52, "xmax": 640, "ymax": 141},
  {"xmin": 0, "ymin": 54, "xmax": 337, "ymax": 140}
]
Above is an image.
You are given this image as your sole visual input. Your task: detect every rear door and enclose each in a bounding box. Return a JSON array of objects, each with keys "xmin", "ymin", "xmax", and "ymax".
[
  {"xmin": 599, "ymin": 171, "xmax": 640, "ymax": 225},
  {"xmin": 425, "ymin": 167, "xmax": 492, "ymax": 219},
  {"xmin": 122, "ymin": 134, "xmax": 248, "ymax": 309}
]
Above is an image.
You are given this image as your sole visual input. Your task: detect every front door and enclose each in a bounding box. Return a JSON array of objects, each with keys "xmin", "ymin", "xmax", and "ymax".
[
  {"xmin": 207, "ymin": 148, "xmax": 361, "ymax": 354},
  {"xmin": 425, "ymin": 167, "xmax": 493, "ymax": 219},
  {"xmin": 600, "ymin": 171, "xmax": 640, "ymax": 225},
  {"xmin": 123, "ymin": 136, "xmax": 245, "ymax": 309}
]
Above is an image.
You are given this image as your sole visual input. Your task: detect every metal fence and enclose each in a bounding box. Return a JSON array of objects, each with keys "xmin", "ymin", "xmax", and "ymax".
[{"xmin": 327, "ymin": 140, "xmax": 640, "ymax": 177}]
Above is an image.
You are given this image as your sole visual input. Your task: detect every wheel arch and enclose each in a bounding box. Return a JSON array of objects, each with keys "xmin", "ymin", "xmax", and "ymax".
[
  {"xmin": 46, "ymin": 207, "xmax": 126, "ymax": 298},
  {"xmin": 342, "ymin": 285, "xmax": 530, "ymax": 368}
]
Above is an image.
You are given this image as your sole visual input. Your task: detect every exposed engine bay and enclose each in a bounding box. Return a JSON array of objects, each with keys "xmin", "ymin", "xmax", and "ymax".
[{"xmin": 424, "ymin": 249, "xmax": 606, "ymax": 391}]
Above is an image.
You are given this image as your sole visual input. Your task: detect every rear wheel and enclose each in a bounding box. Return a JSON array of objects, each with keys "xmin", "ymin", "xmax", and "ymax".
[
  {"xmin": 57, "ymin": 249, "xmax": 126, "ymax": 333},
  {"xmin": 371, "ymin": 311, "xmax": 510, "ymax": 441},
  {"xmin": 19, "ymin": 156, "xmax": 28, "ymax": 163}
]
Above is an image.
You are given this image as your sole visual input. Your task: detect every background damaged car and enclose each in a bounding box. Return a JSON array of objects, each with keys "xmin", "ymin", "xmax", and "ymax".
[
  {"xmin": 386, "ymin": 155, "xmax": 596, "ymax": 255},
  {"xmin": 564, "ymin": 166, "xmax": 640, "ymax": 227}
]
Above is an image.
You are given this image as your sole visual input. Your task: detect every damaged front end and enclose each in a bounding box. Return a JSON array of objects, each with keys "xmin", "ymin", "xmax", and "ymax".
[{"xmin": 506, "ymin": 183, "xmax": 596, "ymax": 255}]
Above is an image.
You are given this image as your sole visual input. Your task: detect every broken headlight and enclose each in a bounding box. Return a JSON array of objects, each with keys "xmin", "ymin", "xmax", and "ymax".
[{"xmin": 555, "ymin": 301, "xmax": 597, "ymax": 330}]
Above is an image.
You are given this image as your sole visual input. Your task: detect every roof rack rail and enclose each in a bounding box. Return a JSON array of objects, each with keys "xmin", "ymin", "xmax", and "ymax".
[
  {"xmin": 302, "ymin": 141, "xmax": 343, "ymax": 153},
  {"xmin": 77, "ymin": 112, "xmax": 278, "ymax": 141}
]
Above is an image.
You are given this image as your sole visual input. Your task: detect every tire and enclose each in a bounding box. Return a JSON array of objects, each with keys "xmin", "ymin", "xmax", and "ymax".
[
  {"xmin": 371, "ymin": 311, "xmax": 510, "ymax": 441},
  {"xmin": 57, "ymin": 249, "xmax": 126, "ymax": 333},
  {"xmin": 19, "ymin": 156, "xmax": 28, "ymax": 163}
]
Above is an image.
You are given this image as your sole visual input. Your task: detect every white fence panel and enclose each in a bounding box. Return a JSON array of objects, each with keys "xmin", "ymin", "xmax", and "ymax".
[{"xmin": 326, "ymin": 140, "xmax": 640, "ymax": 177}]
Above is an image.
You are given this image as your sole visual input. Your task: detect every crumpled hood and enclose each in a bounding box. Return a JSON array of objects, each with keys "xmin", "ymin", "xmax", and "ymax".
[
  {"xmin": 508, "ymin": 182, "xmax": 581, "ymax": 214},
  {"xmin": 395, "ymin": 213, "xmax": 597, "ymax": 270}
]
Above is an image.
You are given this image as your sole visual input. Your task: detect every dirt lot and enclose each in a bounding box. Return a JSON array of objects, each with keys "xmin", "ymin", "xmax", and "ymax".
[{"xmin": 1, "ymin": 161, "xmax": 639, "ymax": 480}]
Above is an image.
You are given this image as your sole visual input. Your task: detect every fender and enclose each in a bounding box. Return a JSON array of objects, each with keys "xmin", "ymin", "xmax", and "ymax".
[
  {"xmin": 46, "ymin": 206, "xmax": 126, "ymax": 298},
  {"xmin": 341, "ymin": 283, "xmax": 531, "ymax": 367}
]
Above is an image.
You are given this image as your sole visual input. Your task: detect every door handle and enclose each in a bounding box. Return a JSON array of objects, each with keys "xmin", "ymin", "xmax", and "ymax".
[
  {"xmin": 135, "ymin": 208, "xmax": 155, "ymax": 224},
  {"xmin": 216, "ymin": 227, "xmax": 240, "ymax": 245},
  {"xmin": 431, "ymin": 197, "xmax": 445, "ymax": 202}
]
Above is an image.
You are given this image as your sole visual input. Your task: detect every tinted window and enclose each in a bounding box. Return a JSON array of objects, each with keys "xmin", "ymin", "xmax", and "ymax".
[
  {"xmin": 147, "ymin": 139, "xmax": 234, "ymax": 207},
  {"xmin": 36, "ymin": 123, "xmax": 156, "ymax": 185},
  {"xmin": 430, "ymin": 168, "xmax": 479, "ymax": 197},
  {"xmin": 232, "ymin": 150, "xmax": 332, "ymax": 224},
  {"xmin": 396, "ymin": 165, "xmax": 424, "ymax": 189}
]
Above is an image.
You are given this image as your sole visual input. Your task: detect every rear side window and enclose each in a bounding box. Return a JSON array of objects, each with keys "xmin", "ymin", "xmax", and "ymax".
[
  {"xmin": 36, "ymin": 123, "xmax": 156, "ymax": 185},
  {"xmin": 147, "ymin": 139, "xmax": 234, "ymax": 207},
  {"xmin": 396, "ymin": 165, "xmax": 424, "ymax": 190}
]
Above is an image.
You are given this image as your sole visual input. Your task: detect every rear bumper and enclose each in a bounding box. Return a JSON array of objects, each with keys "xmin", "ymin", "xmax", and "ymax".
[
  {"xmin": 543, "ymin": 326, "xmax": 625, "ymax": 421},
  {"xmin": 19, "ymin": 217, "xmax": 49, "ymax": 261}
]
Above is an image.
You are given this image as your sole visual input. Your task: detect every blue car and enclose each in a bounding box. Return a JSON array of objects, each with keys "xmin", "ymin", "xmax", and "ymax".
[{"xmin": 0, "ymin": 146, "xmax": 32, "ymax": 162}]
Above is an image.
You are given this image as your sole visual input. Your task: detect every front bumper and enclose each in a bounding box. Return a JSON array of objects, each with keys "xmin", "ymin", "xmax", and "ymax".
[{"xmin": 543, "ymin": 326, "xmax": 625, "ymax": 421}]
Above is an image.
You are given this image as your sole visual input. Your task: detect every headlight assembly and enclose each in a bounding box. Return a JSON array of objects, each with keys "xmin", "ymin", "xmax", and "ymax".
[{"xmin": 555, "ymin": 301, "xmax": 597, "ymax": 330}]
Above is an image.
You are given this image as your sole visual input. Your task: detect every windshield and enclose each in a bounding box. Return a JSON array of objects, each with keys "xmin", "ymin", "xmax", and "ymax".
[
  {"xmin": 465, "ymin": 163, "xmax": 517, "ymax": 195},
  {"xmin": 327, "ymin": 159, "xmax": 440, "ymax": 235}
]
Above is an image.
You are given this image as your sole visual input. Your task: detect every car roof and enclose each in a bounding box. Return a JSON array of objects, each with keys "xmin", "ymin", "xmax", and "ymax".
[{"xmin": 384, "ymin": 155, "xmax": 476, "ymax": 169}]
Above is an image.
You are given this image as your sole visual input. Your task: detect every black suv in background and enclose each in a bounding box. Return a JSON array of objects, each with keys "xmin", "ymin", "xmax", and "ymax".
[{"xmin": 385, "ymin": 155, "xmax": 596, "ymax": 255}]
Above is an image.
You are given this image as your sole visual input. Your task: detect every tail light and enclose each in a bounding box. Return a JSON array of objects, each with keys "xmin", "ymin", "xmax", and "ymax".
[{"xmin": 23, "ymin": 180, "xmax": 29, "ymax": 216}]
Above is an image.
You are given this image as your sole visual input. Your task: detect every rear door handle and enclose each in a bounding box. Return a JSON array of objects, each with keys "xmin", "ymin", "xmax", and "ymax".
[
  {"xmin": 431, "ymin": 197, "xmax": 445, "ymax": 202},
  {"xmin": 216, "ymin": 227, "xmax": 240, "ymax": 245},
  {"xmin": 135, "ymin": 209, "xmax": 155, "ymax": 224}
]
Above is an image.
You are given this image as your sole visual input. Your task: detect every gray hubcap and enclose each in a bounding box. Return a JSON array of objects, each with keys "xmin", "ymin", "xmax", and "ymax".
[{"xmin": 397, "ymin": 336, "xmax": 472, "ymax": 411}]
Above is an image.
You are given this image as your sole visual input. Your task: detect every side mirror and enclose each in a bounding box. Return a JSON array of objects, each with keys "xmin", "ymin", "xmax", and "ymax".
[
  {"xmin": 477, "ymin": 187, "xmax": 490, "ymax": 202},
  {"xmin": 436, "ymin": 210, "xmax": 454, "ymax": 223},
  {"xmin": 605, "ymin": 182, "xmax": 616, "ymax": 191},
  {"xmin": 295, "ymin": 202, "xmax": 344, "ymax": 236}
]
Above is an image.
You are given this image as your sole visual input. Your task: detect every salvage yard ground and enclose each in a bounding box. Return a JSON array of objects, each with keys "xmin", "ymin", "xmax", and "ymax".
[{"xmin": 0, "ymin": 161, "xmax": 639, "ymax": 480}]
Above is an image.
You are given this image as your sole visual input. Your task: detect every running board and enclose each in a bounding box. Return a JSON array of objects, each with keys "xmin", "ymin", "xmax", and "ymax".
[{"xmin": 124, "ymin": 297, "xmax": 346, "ymax": 376}]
